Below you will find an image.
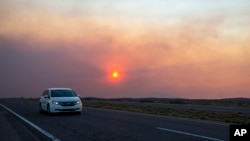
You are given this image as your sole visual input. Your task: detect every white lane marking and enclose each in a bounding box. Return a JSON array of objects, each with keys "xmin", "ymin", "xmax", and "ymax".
[
  {"xmin": 0, "ymin": 104, "xmax": 61, "ymax": 141},
  {"xmin": 156, "ymin": 127, "xmax": 224, "ymax": 141}
]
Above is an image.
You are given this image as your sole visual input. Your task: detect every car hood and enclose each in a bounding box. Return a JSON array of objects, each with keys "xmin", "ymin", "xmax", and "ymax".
[{"xmin": 50, "ymin": 97, "xmax": 80, "ymax": 102}]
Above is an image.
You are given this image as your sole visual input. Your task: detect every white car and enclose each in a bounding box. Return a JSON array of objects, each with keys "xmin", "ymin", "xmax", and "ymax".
[{"xmin": 39, "ymin": 88, "xmax": 82, "ymax": 115}]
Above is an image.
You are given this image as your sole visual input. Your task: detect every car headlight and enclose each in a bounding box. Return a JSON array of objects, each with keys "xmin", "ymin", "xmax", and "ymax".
[
  {"xmin": 52, "ymin": 101, "xmax": 59, "ymax": 105},
  {"xmin": 76, "ymin": 100, "xmax": 81, "ymax": 104}
]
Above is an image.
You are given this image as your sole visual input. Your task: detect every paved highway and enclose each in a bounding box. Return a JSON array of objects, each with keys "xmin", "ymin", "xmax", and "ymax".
[
  {"xmin": 0, "ymin": 98, "xmax": 229, "ymax": 141},
  {"xmin": 0, "ymin": 105, "xmax": 40, "ymax": 141}
]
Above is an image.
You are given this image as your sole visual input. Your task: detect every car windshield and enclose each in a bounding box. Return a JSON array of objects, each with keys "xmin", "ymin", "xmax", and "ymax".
[{"xmin": 51, "ymin": 90, "xmax": 77, "ymax": 97}]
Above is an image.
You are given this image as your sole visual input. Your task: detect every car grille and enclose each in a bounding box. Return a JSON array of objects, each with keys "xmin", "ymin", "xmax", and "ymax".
[{"xmin": 59, "ymin": 101, "xmax": 76, "ymax": 106}]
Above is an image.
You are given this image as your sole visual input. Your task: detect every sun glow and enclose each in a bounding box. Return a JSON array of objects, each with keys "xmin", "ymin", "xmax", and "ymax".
[{"xmin": 112, "ymin": 71, "xmax": 119, "ymax": 79}]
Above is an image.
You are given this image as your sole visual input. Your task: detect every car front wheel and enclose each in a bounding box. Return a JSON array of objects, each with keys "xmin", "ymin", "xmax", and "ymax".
[
  {"xmin": 47, "ymin": 104, "xmax": 51, "ymax": 115},
  {"xmin": 76, "ymin": 112, "xmax": 82, "ymax": 115},
  {"xmin": 39, "ymin": 103, "xmax": 43, "ymax": 113}
]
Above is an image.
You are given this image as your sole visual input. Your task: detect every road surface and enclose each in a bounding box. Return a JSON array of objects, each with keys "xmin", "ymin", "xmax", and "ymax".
[{"xmin": 0, "ymin": 98, "xmax": 229, "ymax": 141}]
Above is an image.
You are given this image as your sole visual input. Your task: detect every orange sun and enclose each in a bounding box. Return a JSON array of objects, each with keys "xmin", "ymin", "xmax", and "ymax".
[{"xmin": 112, "ymin": 71, "xmax": 119, "ymax": 79}]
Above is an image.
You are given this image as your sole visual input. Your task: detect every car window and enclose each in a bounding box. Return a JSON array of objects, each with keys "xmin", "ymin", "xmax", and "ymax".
[
  {"xmin": 51, "ymin": 90, "xmax": 77, "ymax": 97},
  {"xmin": 42, "ymin": 90, "xmax": 48, "ymax": 96},
  {"xmin": 42, "ymin": 90, "xmax": 49, "ymax": 98}
]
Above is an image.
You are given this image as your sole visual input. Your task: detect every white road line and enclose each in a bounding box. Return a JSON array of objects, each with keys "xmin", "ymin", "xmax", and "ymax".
[
  {"xmin": 0, "ymin": 104, "xmax": 61, "ymax": 141},
  {"xmin": 156, "ymin": 127, "xmax": 224, "ymax": 141}
]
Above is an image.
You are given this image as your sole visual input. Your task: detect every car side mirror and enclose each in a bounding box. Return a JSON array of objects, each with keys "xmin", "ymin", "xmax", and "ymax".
[{"xmin": 44, "ymin": 95, "xmax": 49, "ymax": 98}]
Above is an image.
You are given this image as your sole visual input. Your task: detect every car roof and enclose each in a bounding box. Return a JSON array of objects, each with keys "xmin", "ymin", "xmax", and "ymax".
[{"xmin": 47, "ymin": 88, "xmax": 73, "ymax": 91}]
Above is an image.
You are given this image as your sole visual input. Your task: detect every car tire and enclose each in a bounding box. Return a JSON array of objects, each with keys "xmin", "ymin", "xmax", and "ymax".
[
  {"xmin": 39, "ymin": 103, "xmax": 43, "ymax": 113},
  {"xmin": 76, "ymin": 112, "xmax": 82, "ymax": 115},
  {"xmin": 47, "ymin": 104, "xmax": 51, "ymax": 115}
]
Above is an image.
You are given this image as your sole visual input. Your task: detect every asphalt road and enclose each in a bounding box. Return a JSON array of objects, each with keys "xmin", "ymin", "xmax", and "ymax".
[
  {"xmin": 0, "ymin": 98, "xmax": 229, "ymax": 141},
  {"xmin": 0, "ymin": 106, "xmax": 40, "ymax": 141}
]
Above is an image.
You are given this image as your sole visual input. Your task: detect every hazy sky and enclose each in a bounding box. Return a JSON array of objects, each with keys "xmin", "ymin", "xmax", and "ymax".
[{"xmin": 1, "ymin": 0, "xmax": 250, "ymax": 98}]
